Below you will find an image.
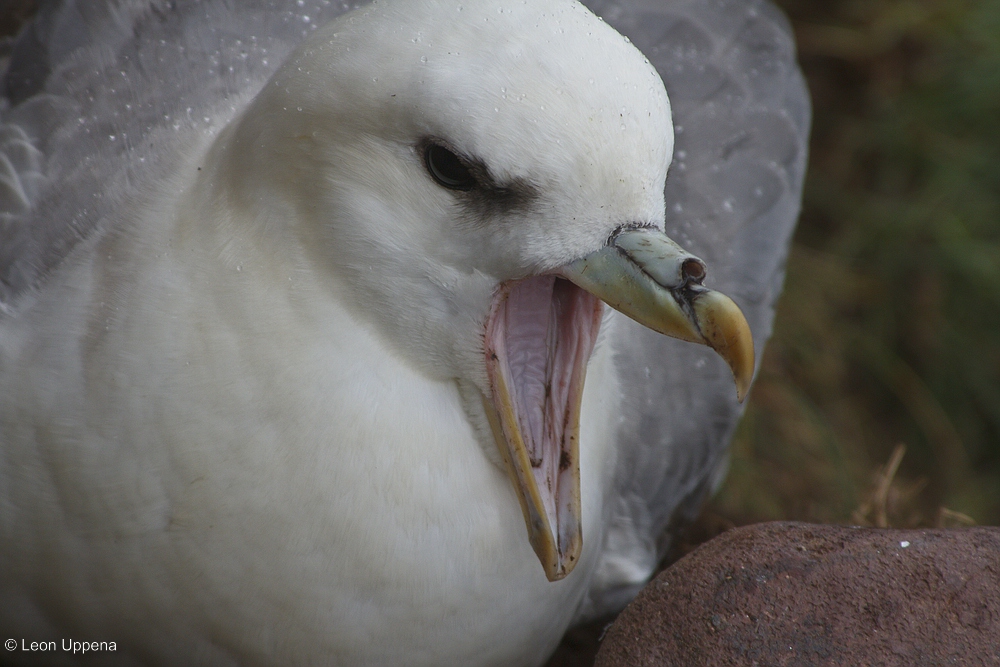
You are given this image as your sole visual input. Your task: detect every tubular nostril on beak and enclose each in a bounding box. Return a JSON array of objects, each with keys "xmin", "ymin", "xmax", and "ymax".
[{"xmin": 681, "ymin": 258, "xmax": 706, "ymax": 284}]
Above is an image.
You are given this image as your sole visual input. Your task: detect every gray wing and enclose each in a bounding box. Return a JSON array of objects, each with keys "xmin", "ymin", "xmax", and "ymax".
[
  {"xmin": 0, "ymin": 0, "xmax": 363, "ymax": 308},
  {"xmin": 578, "ymin": 0, "xmax": 810, "ymax": 619}
]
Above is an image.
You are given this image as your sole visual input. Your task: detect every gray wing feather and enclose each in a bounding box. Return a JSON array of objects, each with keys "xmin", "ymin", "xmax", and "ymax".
[
  {"xmin": 578, "ymin": 0, "xmax": 810, "ymax": 618},
  {"xmin": 0, "ymin": 0, "xmax": 363, "ymax": 308}
]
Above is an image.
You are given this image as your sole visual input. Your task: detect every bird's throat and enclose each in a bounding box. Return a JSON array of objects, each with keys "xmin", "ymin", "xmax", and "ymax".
[{"xmin": 484, "ymin": 276, "xmax": 603, "ymax": 581}]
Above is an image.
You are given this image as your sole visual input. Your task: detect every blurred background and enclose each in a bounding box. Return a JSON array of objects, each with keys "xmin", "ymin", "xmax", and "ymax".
[
  {"xmin": 706, "ymin": 0, "xmax": 1000, "ymax": 536},
  {"xmin": 2, "ymin": 0, "xmax": 998, "ymax": 662}
]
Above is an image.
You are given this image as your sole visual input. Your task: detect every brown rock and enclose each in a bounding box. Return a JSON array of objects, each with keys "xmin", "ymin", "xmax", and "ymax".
[{"xmin": 595, "ymin": 522, "xmax": 1000, "ymax": 667}]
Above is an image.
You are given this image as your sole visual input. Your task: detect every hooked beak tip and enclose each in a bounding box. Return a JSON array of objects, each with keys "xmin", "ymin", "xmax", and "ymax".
[{"xmin": 691, "ymin": 290, "xmax": 755, "ymax": 402}]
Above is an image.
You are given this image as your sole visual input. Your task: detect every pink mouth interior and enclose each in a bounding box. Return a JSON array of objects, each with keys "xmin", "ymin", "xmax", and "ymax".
[{"xmin": 485, "ymin": 275, "xmax": 603, "ymax": 541}]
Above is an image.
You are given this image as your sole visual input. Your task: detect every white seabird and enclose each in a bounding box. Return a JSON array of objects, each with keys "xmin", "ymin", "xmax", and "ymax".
[{"xmin": 0, "ymin": 0, "xmax": 809, "ymax": 665}]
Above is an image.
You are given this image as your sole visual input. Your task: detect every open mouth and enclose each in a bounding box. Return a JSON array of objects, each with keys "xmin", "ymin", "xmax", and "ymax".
[
  {"xmin": 480, "ymin": 227, "xmax": 755, "ymax": 581},
  {"xmin": 483, "ymin": 275, "xmax": 604, "ymax": 581}
]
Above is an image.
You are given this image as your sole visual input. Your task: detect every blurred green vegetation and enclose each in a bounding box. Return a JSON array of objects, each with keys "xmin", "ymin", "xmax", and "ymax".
[{"xmin": 710, "ymin": 0, "xmax": 1000, "ymax": 530}]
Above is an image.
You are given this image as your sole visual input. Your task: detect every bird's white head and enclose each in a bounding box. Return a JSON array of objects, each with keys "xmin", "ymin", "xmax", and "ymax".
[{"xmin": 215, "ymin": 0, "xmax": 751, "ymax": 581}]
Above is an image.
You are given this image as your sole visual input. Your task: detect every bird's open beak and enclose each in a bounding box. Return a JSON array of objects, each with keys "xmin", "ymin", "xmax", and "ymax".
[
  {"xmin": 561, "ymin": 227, "xmax": 754, "ymax": 401},
  {"xmin": 483, "ymin": 227, "xmax": 754, "ymax": 581}
]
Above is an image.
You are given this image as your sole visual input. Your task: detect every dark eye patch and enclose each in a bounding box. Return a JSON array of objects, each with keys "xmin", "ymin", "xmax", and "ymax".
[{"xmin": 425, "ymin": 143, "xmax": 477, "ymax": 190}]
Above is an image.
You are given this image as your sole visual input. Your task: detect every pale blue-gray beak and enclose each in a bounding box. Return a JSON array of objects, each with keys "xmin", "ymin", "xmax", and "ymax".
[{"xmin": 560, "ymin": 227, "xmax": 754, "ymax": 401}]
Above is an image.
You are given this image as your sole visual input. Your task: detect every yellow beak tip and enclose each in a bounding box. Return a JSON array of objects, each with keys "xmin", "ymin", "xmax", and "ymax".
[
  {"xmin": 736, "ymin": 378, "xmax": 750, "ymax": 404},
  {"xmin": 692, "ymin": 290, "xmax": 755, "ymax": 403}
]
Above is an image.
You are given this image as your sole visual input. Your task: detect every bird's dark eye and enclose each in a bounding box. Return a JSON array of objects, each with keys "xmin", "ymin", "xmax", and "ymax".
[{"xmin": 425, "ymin": 143, "xmax": 476, "ymax": 190}]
